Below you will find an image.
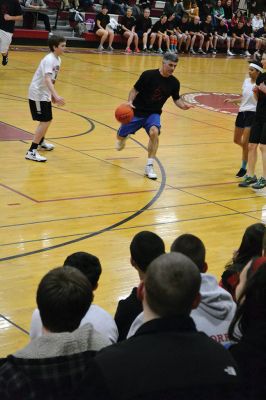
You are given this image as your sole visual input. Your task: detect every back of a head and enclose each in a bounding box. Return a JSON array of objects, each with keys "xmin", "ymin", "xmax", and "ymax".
[
  {"xmin": 144, "ymin": 252, "xmax": 201, "ymax": 317},
  {"xmin": 170, "ymin": 234, "xmax": 206, "ymax": 272},
  {"xmin": 236, "ymin": 223, "xmax": 265, "ymax": 264},
  {"xmin": 130, "ymin": 231, "xmax": 165, "ymax": 272},
  {"xmin": 63, "ymin": 251, "xmax": 102, "ymax": 289},
  {"xmin": 37, "ymin": 267, "xmax": 93, "ymax": 333}
]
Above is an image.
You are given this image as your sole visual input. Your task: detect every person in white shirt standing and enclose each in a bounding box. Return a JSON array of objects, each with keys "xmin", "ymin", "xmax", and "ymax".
[
  {"xmin": 25, "ymin": 35, "xmax": 66, "ymax": 162},
  {"xmin": 224, "ymin": 61, "xmax": 263, "ymax": 180}
]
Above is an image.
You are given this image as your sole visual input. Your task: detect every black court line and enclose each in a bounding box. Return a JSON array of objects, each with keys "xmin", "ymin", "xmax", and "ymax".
[{"xmin": 0, "ymin": 314, "xmax": 29, "ymax": 335}]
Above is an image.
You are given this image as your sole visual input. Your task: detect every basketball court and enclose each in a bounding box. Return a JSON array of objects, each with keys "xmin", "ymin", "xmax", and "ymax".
[{"xmin": 0, "ymin": 47, "xmax": 264, "ymax": 356}]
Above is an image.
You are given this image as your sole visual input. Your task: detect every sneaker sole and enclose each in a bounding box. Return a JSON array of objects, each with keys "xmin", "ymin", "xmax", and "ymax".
[
  {"xmin": 25, "ymin": 156, "xmax": 47, "ymax": 162},
  {"xmin": 38, "ymin": 147, "xmax": 54, "ymax": 151},
  {"xmin": 144, "ymin": 173, "xmax": 157, "ymax": 180}
]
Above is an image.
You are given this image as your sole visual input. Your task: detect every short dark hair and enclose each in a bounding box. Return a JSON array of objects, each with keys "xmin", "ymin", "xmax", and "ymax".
[
  {"xmin": 130, "ymin": 231, "xmax": 165, "ymax": 272},
  {"xmin": 145, "ymin": 253, "xmax": 201, "ymax": 317},
  {"xmin": 63, "ymin": 252, "xmax": 102, "ymax": 289},
  {"xmin": 37, "ymin": 267, "xmax": 93, "ymax": 333},
  {"xmin": 171, "ymin": 234, "xmax": 206, "ymax": 272},
  {"xmin": 48, "ymin": 35, "xmax": 66, "ymax": 52}
]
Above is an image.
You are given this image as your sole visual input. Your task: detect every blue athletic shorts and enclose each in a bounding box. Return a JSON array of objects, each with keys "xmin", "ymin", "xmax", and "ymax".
[{"xmin": 118, "ymin": 114, "xmax": 161, "ymax": 137}]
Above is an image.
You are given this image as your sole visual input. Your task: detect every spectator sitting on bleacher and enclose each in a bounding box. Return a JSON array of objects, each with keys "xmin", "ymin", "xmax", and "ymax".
[
  {"xmin": 187, "ymin": 0, "xmax": 199, "ymax": 19},
  {"xmin": 220, "ymin": 223, "xmax": 265, "ymax": 300},
  {"xmin": 256, "ymin": 22, "xmax": 266, "ymax": 49},
  {"xmin": 189, "ymin": 15, "xmax": 206, "ymax": 54},
  {"xmin": 211, "ymin": 0, "xmax": 224, "ymax": 27},
  {"xmin": 128, "ymin": 234, "xmax": 236, "ymax": 347},
  {"xmin": 114, "ymin": 231, "xmax": 165, "ymax": 341},
  {"xmin": 200, "ymin": 13, "xmax": 215, "ymax": 53},
  {"xmin": 76, "ymin": 253, "xmax": 239, "ymax": 400},
  {"xmin": 231, "ymin": 9, "xmax": 245, "ymax": 27},
  {"xmin": 230, "ymin": 20, "xmax": 246, "ymax": 56},
  {"xmin": 176, "ymin": 12, "xmax": 191, "ymax": 53},
  {"xmin": 120, "ymin": 7, "xmax": 140, "ymax": 53},
  {"xmin": 0, "ymin": 267, "xmax": 110, "ymax": 399},
  {"xmin": 62, "ymin": 0, "xmax": 80, "ymax": 11},
  {"xmin": 213, "ymin": 18, "xmax": 231, "ymax": 54},
  {"xmin": 135, "ymin": 7, "xmax": 152, "ymax": 51},
  {"xmin": 25, "ymin": 0, "xmax": 51, "ymax": 32},
  {"xmin": 252, "ymin": 12, "xmax": 264, "ymax": 34},
  {"xmin": 138, "ymin": 0, "xmax": 152, "ymax": 12},
  {"xmin": 166, "ymin": 13, "xmax": 179, "ymax": 52},
  {"xmin": 30, "ymin": 251, "xmax": 119, "ymax": 344},
  {"xmin": 164, "ymin": 0, "xmax": 185, "ymax": 20},
  {"xmin": 149, "ymin": 13, "xmax": 170, "ymax": 53},
  {"xmin": 223, "ymin": 0, "xmax": 233, "ymax": 23},
  {"xmin": 244, "ymin": 18, "xmax": 262, "ymax": 55},
  {"xmin": 94, "ymin": 4, "xmax": 114, "ymax": 51}
]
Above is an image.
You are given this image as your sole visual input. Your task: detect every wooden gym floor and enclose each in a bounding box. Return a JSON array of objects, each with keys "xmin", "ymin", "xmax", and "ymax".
[{"xmin": 0, "ymin": 47, "xmax": 265, "ymax": 357}]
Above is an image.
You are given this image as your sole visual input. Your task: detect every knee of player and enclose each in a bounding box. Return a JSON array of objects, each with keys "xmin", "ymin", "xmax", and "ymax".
[{"xmin": 149, "ymin": 126, "xmax": 159, "ymax": 137}]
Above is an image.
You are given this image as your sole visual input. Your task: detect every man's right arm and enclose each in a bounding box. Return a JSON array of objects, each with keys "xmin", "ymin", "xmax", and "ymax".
[{"xmin": 127, "ymin": 87, "xmax": 138, "ymax": 107}]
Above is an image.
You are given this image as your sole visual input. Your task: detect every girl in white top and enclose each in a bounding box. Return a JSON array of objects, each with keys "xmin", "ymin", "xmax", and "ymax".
[
  {"xmin": 225, "ymin": 61, "xmax": 263, "ymax": 179},
  {"xmin": 25, "ymin": 35, "xmax": 66, "ymax": 162}
]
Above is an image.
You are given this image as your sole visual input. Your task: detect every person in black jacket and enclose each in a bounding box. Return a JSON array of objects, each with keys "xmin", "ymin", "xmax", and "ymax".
[{"xmin": 114, "ymin": 231, "xmax": 165, "ymax": 341}]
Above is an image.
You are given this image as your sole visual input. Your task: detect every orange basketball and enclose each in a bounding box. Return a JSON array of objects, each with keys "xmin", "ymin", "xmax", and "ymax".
[{"xmin": 115, "ymin": 104, "xmax": 134, "ymax": 124}]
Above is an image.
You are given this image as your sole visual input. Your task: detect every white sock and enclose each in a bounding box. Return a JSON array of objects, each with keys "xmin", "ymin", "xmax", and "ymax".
[{"xmin": 147, "ymin": 158, "xmax": 154, "ymax": 166}]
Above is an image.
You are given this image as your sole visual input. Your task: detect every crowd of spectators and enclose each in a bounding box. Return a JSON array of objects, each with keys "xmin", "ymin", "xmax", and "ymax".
[{"xmin": 0, "ymin": 224, "xmax": 266, "ymax": 399}]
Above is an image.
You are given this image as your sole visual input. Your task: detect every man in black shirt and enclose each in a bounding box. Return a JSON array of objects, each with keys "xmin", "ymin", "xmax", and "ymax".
[
  {"xmin": 200, "ymin": 14, "xmax": 215, "ymax": 53},
  {"xmin": 0, "ymin": 0, "xmax": 22, "ymax": 66},
  {"xmin": 116, "ymin": 52, "xmax": 193, "ymax": 180},
  {"xmin": 176, "ymin": 12, "xmax": 191, "ymax": 53},
  {"xmin": 231, "ymin": 21, "xmax": 245, "ymax": 56},
  {"xmin": 189, "ymin": 15, "xmax": 205, "ymax": 54},
  {"xmin": 213, "ymin": 18, "xmax": 231, "ymax": 54},
  {"xmin": 135, "ymin": 8, "xmax": 152, "ymax": 51}
]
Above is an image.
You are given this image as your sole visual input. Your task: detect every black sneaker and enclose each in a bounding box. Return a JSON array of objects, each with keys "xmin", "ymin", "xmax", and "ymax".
[
  {"xmin": 252, "ymin": 177, "xmax": 266, "ymax": 189},
  {"xmin": 2, "ymin": 53, "xmax": 8, "ymax": 66},
  {"xmin": 236, "ymin": 167, "xmax": 247, "ymax": 178}
]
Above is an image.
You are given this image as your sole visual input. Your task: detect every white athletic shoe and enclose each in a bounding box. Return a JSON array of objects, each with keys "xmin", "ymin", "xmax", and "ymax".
[
  {"xmin": 25, "ymin": 149, "xmax": 47, "ymax": 162},
  {"xmin": 145, "ymin": 164, "xmax": 157, "ymax": 180},
  {"xmin": 245, "ymin": 50, "xmax": 251, "ymax": 56},
  {"xmin": 38, "ymin": 141, "xmax": 54, "ymax": 151},
  {"xmin": 227, "ymin": 50, "xmax": 235, "ymax": 56},
  {"xmin": 116, "ymin": 136, "xmax": 129, "ymax": 151}
]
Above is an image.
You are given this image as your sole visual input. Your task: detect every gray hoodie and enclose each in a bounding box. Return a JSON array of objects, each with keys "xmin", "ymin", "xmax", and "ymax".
[{"xmin": 127, "ymin": 273, "xmax": 236, "ymax": 347}]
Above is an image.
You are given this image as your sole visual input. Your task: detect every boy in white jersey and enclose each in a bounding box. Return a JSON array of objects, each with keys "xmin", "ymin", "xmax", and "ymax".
[{"xmin": 25, "ymin": 35, "xmax": 66, "ymax": 162}]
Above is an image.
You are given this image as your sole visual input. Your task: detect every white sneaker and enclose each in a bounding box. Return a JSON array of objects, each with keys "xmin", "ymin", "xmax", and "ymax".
[
  {"xmin": 145, "ymin": 164, "xmax": 157, "ymax": 180},
  {"xmin": 227, "ymin": 50, "xmax": 235, "ymax": 56},
  {"xmin": 38, "ymin": 141, "xmax": 54, "ymax": 151},
  {"xmin": 98, "ymin": 45, "xmax": 104, "ymax": 52},
  {"xmin": 25, "ymin": 149, "xmax": 47, "ymax": 162},
  {"xmin": 116, "ymin": 136, "xmax": 129, "ymax": 151},
  {"xmin": 245, "ymin": 50, "xmax": 251, "ymax": 56}
]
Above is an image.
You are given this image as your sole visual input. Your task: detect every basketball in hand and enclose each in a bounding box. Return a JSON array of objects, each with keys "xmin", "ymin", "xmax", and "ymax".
[{"xmin": 115, "ymin": 104, "xmax": 134, "ymax": 124}]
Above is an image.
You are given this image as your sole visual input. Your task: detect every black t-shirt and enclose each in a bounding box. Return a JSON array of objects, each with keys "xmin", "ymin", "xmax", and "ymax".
[
  {"xmin": 0, "ymin": 0, "xmax": 22, "ymax": 33},
  {"xmin": 189, "ymin": 21, "xmax": 201, "ymax": 33},
  {"xmin": 177, "ymin": 20, "xmax": 190, "ymax": 33},
  {"xmin": 216, "ymin": 24, "xmax": 228, "ymax": 36},
  {"xmin": 167, "ymin": 19, "xmax": 178, "ymax": 32},
  {"xmin": 256, "ymin": 73, "xmax": 266, "ymax": 119},
  {"xmin": 121, "ymin": 15, "xmax": 136, "ymax": 31},
  {"xmin": 133, "ymin": 69, "xmax": 180, "ymax": 117},
  {"xmin": 243, "ymin": 24, "xmax": 252, "ymax": 36},
  {"xmin": 135, "ymin": 15, "xmax": 152, "ymax": 33},
  {"xmin": 232, "ymin": 25, "xmax": 244, "ymax": 36},
  {"xmin": 200, "ymin": 21, "xmax": 213, "ymax": 35},
  {"xmin": 223, "ymin": 5, "xmax": 232, "ymax": 20},
  {"xmin": 151, "ymin": 20, "xmax": 167, "ymax": 33},
  {"xmin": 94, "ymin": 12, "xmax": 110, "ymax": 30}
]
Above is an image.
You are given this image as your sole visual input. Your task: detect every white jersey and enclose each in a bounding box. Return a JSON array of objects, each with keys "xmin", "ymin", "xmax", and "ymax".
[
  {"xmin": 239, "ymin": 77, "xmax": 257, "ymax": 112},
  {"xmin": 28, "ymin": 52, "xmax": 61, "ymax": 101}
]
